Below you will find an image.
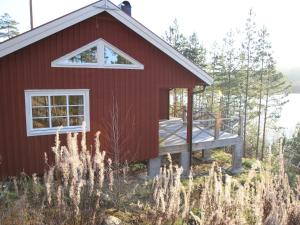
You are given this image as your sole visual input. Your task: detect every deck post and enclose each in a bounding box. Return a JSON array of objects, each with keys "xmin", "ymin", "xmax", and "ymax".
[
  {"xmin": 214, "ymin": 111, "xmax": 221, "ymax": 140},
  {"xmin": 231, "ymin": 140, "xmax": 243, "ymax": 174},
  {"xmin": 182, "ymin": 106, "xmax": 187, "ymax": 122},
  {"xmin": 186, "ymin": 87, "xmax": 193, "ymax": 174},
  {"xmin": 202, "ymin": 149, "xmax": 213, "ymax": 162},
  {"xmin": 180, "ymin": 151, "xmax": 190, "ymax": 176},
  {"xmin": 147, "ymin": 156, "xmax": 161, "ymax": 178},
  {"xmin": 238, "ymin": 115, "xmax": 244, "ymax": 138}
]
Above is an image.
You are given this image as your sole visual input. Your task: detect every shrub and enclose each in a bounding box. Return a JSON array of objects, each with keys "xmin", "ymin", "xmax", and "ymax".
[{"xmin": 0, "ymin": 128, "xmax": 300, "ymax": 225}]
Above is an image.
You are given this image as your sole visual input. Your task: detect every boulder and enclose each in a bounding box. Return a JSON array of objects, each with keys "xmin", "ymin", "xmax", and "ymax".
[{"xmin": 102, "ymin": 215, "xmax": 122, "ymax": 225}]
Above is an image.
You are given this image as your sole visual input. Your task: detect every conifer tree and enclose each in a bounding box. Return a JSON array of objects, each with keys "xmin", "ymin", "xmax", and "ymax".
[
  {"xmin": 254, "ymin": 27, "xmax": 271, "ymax": 158},
  {"xmin": 219, "ymin": 30, "xmax": 241, "ymax": 117},
  {"xmin": 241, "ymin": 9, "xmax": 258, "ymax": 155},
  {"xmin": 184, "ymin": 32, "xmax": 207, "ymax": 68},
  {"xmin": 0, "ymin": 13, "xmax": 19, "ymax": 40},
  {"xmin": 261, "ymin": 62, "xmax": 290, "ymax": 159},
  {"xmin": 163, "ymin": 19, "xmax": 188, "ymax": 54}
]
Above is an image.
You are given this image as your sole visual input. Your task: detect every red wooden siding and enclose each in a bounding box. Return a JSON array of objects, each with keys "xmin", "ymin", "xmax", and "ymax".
[
  {"xmin": 159, "ymin": 89, "xmax": 170, "ymax": 120},
  {"xmin": 0, "ymin": 12, "xmax": 203, "ymax": 177}
]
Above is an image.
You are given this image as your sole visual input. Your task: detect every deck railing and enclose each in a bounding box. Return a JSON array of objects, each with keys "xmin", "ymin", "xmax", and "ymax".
[
  {"xmin": 159, "ymin": 119, "xmax": 187, "ymax": 143},
  {"xmin": 160, "ymin": 107, "xmax": 243, "ymax": 144}
]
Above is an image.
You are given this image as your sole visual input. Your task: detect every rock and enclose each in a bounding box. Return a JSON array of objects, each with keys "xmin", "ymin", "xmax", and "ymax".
[
  {"xmin": 102, "ymin": 215, "xmax": 122, "ymax": 225},
  {"xmin": 189, "ymin": 211, "xmax": 201, "ymax": 225}
]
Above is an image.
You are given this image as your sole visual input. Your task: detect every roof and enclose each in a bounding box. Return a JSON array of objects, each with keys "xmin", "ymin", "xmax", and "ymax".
[{"xmin": 0, "ymin": 0, "xmax": 213, "ymax": 85}]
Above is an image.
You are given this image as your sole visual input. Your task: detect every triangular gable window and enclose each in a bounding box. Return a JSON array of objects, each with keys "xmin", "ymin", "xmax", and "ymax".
[
  {"xmin": 51, "ymin": 39, "xmax": 144, "ymax": 69},
  {"xmin": 68, "ymin": 46, "xmax": 97, "ymax": 64},
  {"xmin": 104, "ymin": 46, "xmax": 132, "ymax": 65}
]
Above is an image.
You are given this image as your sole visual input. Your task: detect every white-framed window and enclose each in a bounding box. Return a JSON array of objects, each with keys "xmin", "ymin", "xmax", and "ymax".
[
  {"xmin": 51, "ymin": 38, "xmax": 144, "ymax": 70},
  {"xmin": 24, "ymin": 89, "xmax": 90, "ymax": 136}
]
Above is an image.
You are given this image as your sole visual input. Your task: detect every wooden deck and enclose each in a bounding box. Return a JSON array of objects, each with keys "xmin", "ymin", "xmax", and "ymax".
[
  {"xmin": 147, "ymin": 108, "xmax": 244, "ymax": 177},
  {"xmin": 159, "ymin": 116, "xmax": 243, "ymax": 155}
]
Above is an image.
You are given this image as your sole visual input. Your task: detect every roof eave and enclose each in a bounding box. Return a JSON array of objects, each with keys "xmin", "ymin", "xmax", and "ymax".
[{"xmin": 0, "ymin": 0, "xmax": 213, "ymax": 85}]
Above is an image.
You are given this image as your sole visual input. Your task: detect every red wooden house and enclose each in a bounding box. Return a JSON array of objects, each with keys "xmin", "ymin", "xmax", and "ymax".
[{"xmin": 0, "ymin": 0, "xmax": 213, "ymax": 177}]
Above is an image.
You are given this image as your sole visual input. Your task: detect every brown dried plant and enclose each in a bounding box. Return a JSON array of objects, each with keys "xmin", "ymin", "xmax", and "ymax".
[{"xmin": 1, "ymin": 128, "xmax": 300, "ymax": 225}]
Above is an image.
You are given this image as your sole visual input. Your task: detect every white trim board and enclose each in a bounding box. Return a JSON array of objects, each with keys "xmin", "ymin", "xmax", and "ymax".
[
  {"xmin": 0, "ymin": 0, "xmax": 213, "ymax": 85},
  {"xmin": 24, "ymin": 89, "xmax": 90, "ymax": 136},
  {"xmin": 51, "ymin": 38, "xmax": 144, "ymax": 69}
]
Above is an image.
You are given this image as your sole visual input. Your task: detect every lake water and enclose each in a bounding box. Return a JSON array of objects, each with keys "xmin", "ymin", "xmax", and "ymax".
[{"xmin": 277, "ymin": 93, "xmax": 300, "ymax": 138}]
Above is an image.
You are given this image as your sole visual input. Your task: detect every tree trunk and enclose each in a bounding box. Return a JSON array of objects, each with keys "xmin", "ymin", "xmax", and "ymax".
[
  {"xmin": 243, "ymin": 47, "xmax": 251, "ymax": 157},
  {"xmin": 226, "ymin": 71, "xmax": 231, "ymax": 117},
  {"xmin": 261, "ymin": 76, "xmax": 270, "ymax": 160},
  {"xmin": 256, "ymin": 61, "xmax": 264, "ymax": 159}
]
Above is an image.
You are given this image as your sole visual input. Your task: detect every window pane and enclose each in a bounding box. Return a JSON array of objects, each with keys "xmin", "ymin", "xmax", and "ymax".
[
  {"xmin": 51, "ymin": 96, "xmax": 66, "ymax": 106},
  {"xmin": 52, "ymin": 117, "xmax": 67, "ymax": 127},
  {"xmin": 68, "ymin": 46, "xmax": 97, "ymax": 64},
  {"xmin": 69, "ymin": 106, "xmax": 84, "ymax": 116},
  {"xmin": 104, "ymin": 46, "xmax": 132, "ymax": 65},
  {"xmin": 69, "ymin": 116, "xmax": 84, "ymax": 126},
  {"xmin": 32, "ymin": 96, "xmax": 48, "ymax": 106},
  {"xmin": 33, "ymin": 118, "xmax": 49, "ymax": 128},
  {"xmin": 51, "ymin": 106, "xmax": 67, "ymax": 117},
  {"xmin": 32, "ymin": 107, "xmax": 48, "ymax": 117},
  {"xmin": 69, "ymin": 95, "xmax": 83, "ymax": 105}
]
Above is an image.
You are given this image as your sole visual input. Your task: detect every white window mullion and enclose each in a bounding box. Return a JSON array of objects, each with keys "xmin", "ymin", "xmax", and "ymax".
[
  {"xmin": 29, "ymin": 94, "xmax": 34, "ymax": 130},
  {"xmin": 48, "ymin": 95, "xmax": 52, "ymax": 128},
  {"xmin": 98, "ymin": 41, "xmax": 104, "ymax": 66},
  {"xmin": 84, "ymin": 92, "xmax": 90, "ymax": 130},
  {"xmin": 66, "ymin": 95, "xmax": 70, "ymax": 126}
]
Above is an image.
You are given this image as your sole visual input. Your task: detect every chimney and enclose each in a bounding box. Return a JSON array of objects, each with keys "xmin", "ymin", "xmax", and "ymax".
[{"xmin": 119, "ymin": 1, "xmax": 131, "ymax": 16}]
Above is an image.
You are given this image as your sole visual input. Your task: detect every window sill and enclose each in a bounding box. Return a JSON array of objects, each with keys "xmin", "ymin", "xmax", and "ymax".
[{"xmin": 27, "ymin": 126, "xmax": 90, "ymax": 136}]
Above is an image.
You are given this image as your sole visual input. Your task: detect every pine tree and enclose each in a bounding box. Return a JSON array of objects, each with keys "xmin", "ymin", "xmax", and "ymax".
[
  {"xmin": 163, "ymin": 19, "xmax": 188, "ymax": 54},
  {"xmin": 219, "ymin": 30, "xmax": 241, "ymax": 117},
  {"xmin": 205, "ymin": 43, "xmax": 222, "ymax": 113},
  {"xmin": 254, "ymin": 27, "xmax": 271, "ymax": 158},
  {"xmin": 0, "ymin": 13, "xmax": 19, "ymax": 40},
  {"xmin": 241, "ymin": 9, "xmax": 258, "ymax": 156},
  {"xmin": 261, "ymin": 63, "xmax": 290, "ymax": 159},
  {"xmin": 184, "ymin": 32, "xmax": 207, "ymax": 68},
  {"xmin": 163, "ymin": 19, "xmax": 189, "ymax": 115}
]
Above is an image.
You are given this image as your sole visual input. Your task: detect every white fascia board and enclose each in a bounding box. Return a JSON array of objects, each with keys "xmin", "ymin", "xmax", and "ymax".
[
  {"xmin": 105, "ymin": 2, "xmax": 213, "ymax": 85},
  {"xmin": 0, "ymin": 1, "xmax": 105, "ymax": 58},
  {"xmin": 0, "ymin": 0, "xmax": 213, "ymax": 85}
]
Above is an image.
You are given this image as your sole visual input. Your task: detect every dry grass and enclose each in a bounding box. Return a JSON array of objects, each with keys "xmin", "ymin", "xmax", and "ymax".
[{"xmin": 0, "ymin": 128, "xmax": 300, "ymax": 225}]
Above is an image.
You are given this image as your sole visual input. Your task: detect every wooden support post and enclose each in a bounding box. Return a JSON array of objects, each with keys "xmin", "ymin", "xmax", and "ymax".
[
  {"xmin": 238, "ymin": 115, "xmax": 244, "ymax": 139},
  {"xmin": 187, "ymin": 87, "xmax": 193, "ymax": 172},
  {"xmin": 214, "ymin": 121, "xmax": 220, "ymax": 139},
  {"xmin": 182, "ymin": 105, "xmax": 187, "ymax": 122},
  {"xmin": 148, "ymin": 156, "xmax": 161, "ymax": 178},
  {"xmin": 231, "ymin": 141, "xmax": 243, "ymax": 174},
  {"xmin": 214, "ymin": 111, "xmax": 221, "ymax": 140}
]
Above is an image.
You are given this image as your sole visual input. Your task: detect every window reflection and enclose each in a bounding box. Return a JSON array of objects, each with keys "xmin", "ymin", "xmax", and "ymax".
[
  {"xmin": 104, "ymin": 46, "xmax": 132, "ymax": 65},
  {"xmin": 68, "ymin": 47, "xmax": 97, "ymax": 64}
]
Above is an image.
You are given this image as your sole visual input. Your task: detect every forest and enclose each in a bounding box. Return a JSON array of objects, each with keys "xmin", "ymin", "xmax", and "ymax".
[{"xmin": 163, "ymin": 10, "xmax": 291, "ymax": 162}]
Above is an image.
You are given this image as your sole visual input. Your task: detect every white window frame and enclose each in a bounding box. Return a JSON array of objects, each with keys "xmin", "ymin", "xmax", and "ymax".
[
  {"xmin": 24, "ymin": 89, "xmax": 90, "ymax": 136},
  {"xmin": 51, "ymin": 38, "xmax": 144, "ymax": 70}
]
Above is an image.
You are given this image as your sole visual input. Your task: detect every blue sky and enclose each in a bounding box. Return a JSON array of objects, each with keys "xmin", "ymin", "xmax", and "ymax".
[{"xmin": 1, "ymin": 0, "xmax": 300, "ymax": 90}]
